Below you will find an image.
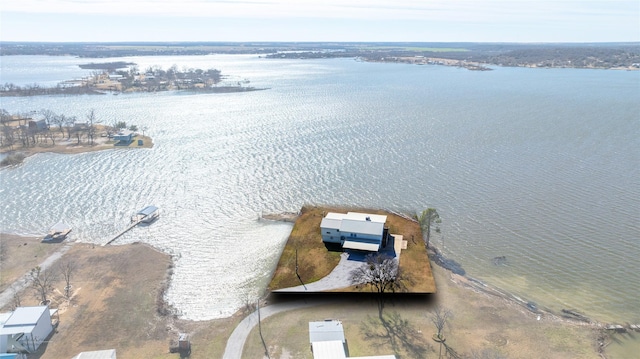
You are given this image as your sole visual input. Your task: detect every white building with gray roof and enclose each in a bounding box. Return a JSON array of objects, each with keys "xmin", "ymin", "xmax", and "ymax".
[{"xmin": 320, "ymin": 212, "xmax": 389, "ymax": 252}]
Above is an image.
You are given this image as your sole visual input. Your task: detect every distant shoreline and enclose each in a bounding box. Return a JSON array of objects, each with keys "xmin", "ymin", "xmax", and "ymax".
[{"xmin": 1, "ymin": 42, "xmax": 638, "ymax": 71}]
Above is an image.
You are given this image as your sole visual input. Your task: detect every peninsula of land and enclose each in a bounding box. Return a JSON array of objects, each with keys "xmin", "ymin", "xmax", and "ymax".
[
  {"xmin": 0, "ymin": 62, "xmax": 263, "ymax": 97},
  {"xmin": 0, "ymin": 111, "xmax": 152, "ymax": 167}
]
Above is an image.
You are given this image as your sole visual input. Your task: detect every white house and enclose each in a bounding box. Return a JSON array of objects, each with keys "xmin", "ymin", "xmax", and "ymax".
[
  {"xmin": 320, "ymin": 212, "xmax": 388, "ymax": 252},
  {"xmin": 0, "ymin": 306, "xmax": 54, "ymax": 353},
  {"xmin": 309, "ymin": 320, "xmax": 396, "ymax": 359}
]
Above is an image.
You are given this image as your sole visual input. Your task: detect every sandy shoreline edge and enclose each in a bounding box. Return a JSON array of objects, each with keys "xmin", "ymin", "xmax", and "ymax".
[
  {"xmin": 2, "ymin": 218, "xmax": 636, "ymax": 358},
  {"xmin": 0, "ymin": 229, "xmax": 596, "ymax": 325}
]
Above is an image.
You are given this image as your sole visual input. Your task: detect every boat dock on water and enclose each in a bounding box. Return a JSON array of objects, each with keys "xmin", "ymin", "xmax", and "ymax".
[
  {"xmin": 43, "ymin": 221, "xmax": 72, "ymax": 242},
  {"xmin": 103, "ymin": 206, "xmax": 159, "ymax": 246},
  {"xmin": 132, "ymin": 205, "xmax": 160, "ymax": 224}
]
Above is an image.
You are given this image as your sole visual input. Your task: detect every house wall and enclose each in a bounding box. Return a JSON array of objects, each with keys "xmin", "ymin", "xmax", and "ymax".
[
  {"xmin": 21, "ymin": 311, "xmax": 52, "ymax": 352},
  {"xmin": 320, "ymin": 228, "xmax": 342, "ymax": 244},
  {"xmin": 0, "ymin": 334, "xmax": 7, "ymax": 353},
  {"xmin": 343, "ymin": 231, "xmax": 381, "ymax": 243}
]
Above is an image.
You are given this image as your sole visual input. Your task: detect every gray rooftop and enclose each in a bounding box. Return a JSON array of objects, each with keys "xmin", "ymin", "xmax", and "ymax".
[
  {"xmin": 340, "ymin": 219, "xmax": 384, "ymax": 236},
  {"xmin": 309, "ymin": 320, "xmax": 345, "ymax": 343},
  {"xmin": 3, "ymin": 306, "xmax": 47, "ymax": 327}
]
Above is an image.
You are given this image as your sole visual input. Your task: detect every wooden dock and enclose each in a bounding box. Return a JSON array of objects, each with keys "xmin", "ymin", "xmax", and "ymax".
[{"xmin": 103, "ymin": 219, "xmax": 142, "ymax": 246}]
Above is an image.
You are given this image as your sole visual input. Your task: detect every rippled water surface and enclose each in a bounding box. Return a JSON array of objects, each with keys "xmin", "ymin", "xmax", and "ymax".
[{"xmin": 1, "ymin": 55, "xmax": 638, "ymax": 322}]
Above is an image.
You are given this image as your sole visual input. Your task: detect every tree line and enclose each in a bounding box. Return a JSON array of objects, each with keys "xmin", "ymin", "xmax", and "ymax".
[
  {"xmin": 0, "ymin": 108, "xmax": 142, "ymax": 154},
  {"xmin": 11, "ymin": 260, "xmax": 76, "ymax": 309}
]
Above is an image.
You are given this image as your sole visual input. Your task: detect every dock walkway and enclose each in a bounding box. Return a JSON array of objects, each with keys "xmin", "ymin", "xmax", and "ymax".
[{"xmin": 103, "ymin": 219, "xmax": 142, "ymax": 246}]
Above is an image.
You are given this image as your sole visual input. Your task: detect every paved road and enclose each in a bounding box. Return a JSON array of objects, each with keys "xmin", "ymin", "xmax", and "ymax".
[
  {"xmin": 223, "ymin": 252, "xmax": 373, "ymax": 358},
  {"xmin": 222, "ymin": 298, "xmax": 329, "ymax": 359},
  {"xmin": 0, "ymin": 242, "xmax": 74, "ymax": 308}
]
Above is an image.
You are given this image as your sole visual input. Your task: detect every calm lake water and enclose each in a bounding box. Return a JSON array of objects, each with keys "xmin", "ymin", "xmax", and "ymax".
[{"xmin": 0, "ymin": 55, "xmax": 638, "ymax": 322}]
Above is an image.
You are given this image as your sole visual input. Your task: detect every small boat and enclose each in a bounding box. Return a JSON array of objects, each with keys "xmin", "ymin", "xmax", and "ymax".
[
  {"xmin": 44, "ymin": 220, "xmax": 72, "ymax": 241},
  {"xmin": 132, "ymin": 205, "xmax": 159, "ymax": 224}
]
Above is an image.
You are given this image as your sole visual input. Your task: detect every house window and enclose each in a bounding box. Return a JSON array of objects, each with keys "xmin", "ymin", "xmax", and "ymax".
[{"xmin": 326, "ymin": 231, "xmax": 331, "ymax": 234}]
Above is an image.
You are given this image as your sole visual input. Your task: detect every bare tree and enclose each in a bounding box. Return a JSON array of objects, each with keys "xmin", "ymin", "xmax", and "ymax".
[
  {"xmin": 351, "ymin": 253, "xmax": 400, "ymax": 314},
  {"xmin": 86, "ymin": 109, "xmax": 100, "ymax": 145},
  {"xmin": 429, "ymin": 305, "xmax": 453, "ymax": 359},
  {"xmin": 1, "ymin": 120, "xmax": 16, "ymax": 150},
  {"xmin": 58, "ymin": 260, "xmax": 76, "ymax": 299},
  {"xmin": 47, "ymin": 111, "xmax": 65, "ymax": 136},
  {"xmin": 11, "ymin": 289, "xmax": 22, "ymax": 310},
  {"xmin": 40, "ymin": 109, "xmax": 56, "ymax": 128},
  {"xmin": 418, "ymin": 208, "xmax": 441, "ymax": 248},
  {"xmin": 64, "ymin": 115, "xmax": 76, "ymax": 139},
  {"xmin": 30, "ymin": 266, "xmax": 57, "ymax": 304},
  {"xmin": 38, "ymin": 110, "xmax": 57, "ymax": 145}
]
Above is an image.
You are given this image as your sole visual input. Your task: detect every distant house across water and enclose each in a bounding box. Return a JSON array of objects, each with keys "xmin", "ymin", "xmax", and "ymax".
[{"xmin": 113, "ymin": 130, "xmax": 134, "ymax": 145}]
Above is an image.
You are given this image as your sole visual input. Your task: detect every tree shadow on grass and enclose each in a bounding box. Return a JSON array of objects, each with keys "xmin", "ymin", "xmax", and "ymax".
[{"xmin": 360, "ymin": 311, "xmax": 431, "ymax": 359}]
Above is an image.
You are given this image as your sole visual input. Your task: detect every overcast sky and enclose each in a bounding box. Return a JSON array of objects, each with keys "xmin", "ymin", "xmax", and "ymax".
[{"xmin": 1, "ymin": 0, "xmax": 638, "ymax": 42}]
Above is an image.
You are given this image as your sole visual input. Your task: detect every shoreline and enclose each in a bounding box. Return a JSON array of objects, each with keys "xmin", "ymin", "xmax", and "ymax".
[
  {"xmin": 259, "ymin": 212, "xmax": 620, "ymax": 328},
  {"xmin": 0, "ymin": 220, "xmax": 629, "ymax": 329},
  {"xmin": 0, "ymin": 228, "xmax": 603, "ymax": 325},
  {"xmin": 2, "ymin": 231, "xmax": 636, "ymax": 357}
]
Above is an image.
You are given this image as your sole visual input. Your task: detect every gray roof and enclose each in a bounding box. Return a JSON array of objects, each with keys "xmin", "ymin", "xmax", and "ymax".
[
  {"xmin": 320, "ymin": 217, "xmax": 342, "ymax": 230},
  {"xmin": 340, "ymin": 219, "xmax": 384, "ymax": 236},
  {"xmin": 309, "ymin": 320, "xmax": 345, "ymax": 343},
  {"xmin": 323, "ymin": 212, "xmax": 387, "ymax": 223},
  {"xmin": 3, "ymin": 306, "xmax": 47, "ymax": 326},
  {"xmin": 321, "ymin": 212, "xmax": 386, "ymax": 237},
  {"xmin": 137, "ymin": 206, "xmax": 158, "ymax": 216},
  {"xmin": 0, "ymin": 306, "xmax": 49, "ymax": 336}
]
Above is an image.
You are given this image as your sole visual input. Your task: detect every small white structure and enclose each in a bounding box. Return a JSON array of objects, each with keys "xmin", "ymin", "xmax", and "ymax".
[
  {"xmin": 309, "ymin": 320, "xmax": 347, "ymax": 359},
  {"xmin": 0, "ymin": 306, "xmax": 53, "ymax": 353},
  {"xmin": 132, "ymin": 206, "xmax": 159, "ymax": 224},
  {"xmin": 309, "ymin": 320, "xmax": 396, "ymax": 359},
  {"xmin": 320, "ymin": 212, "xmax": 388, "ymax": 252},
  {"xmin": 71, "ymin": 349, "xmax": 116, "ymax": 359}
]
